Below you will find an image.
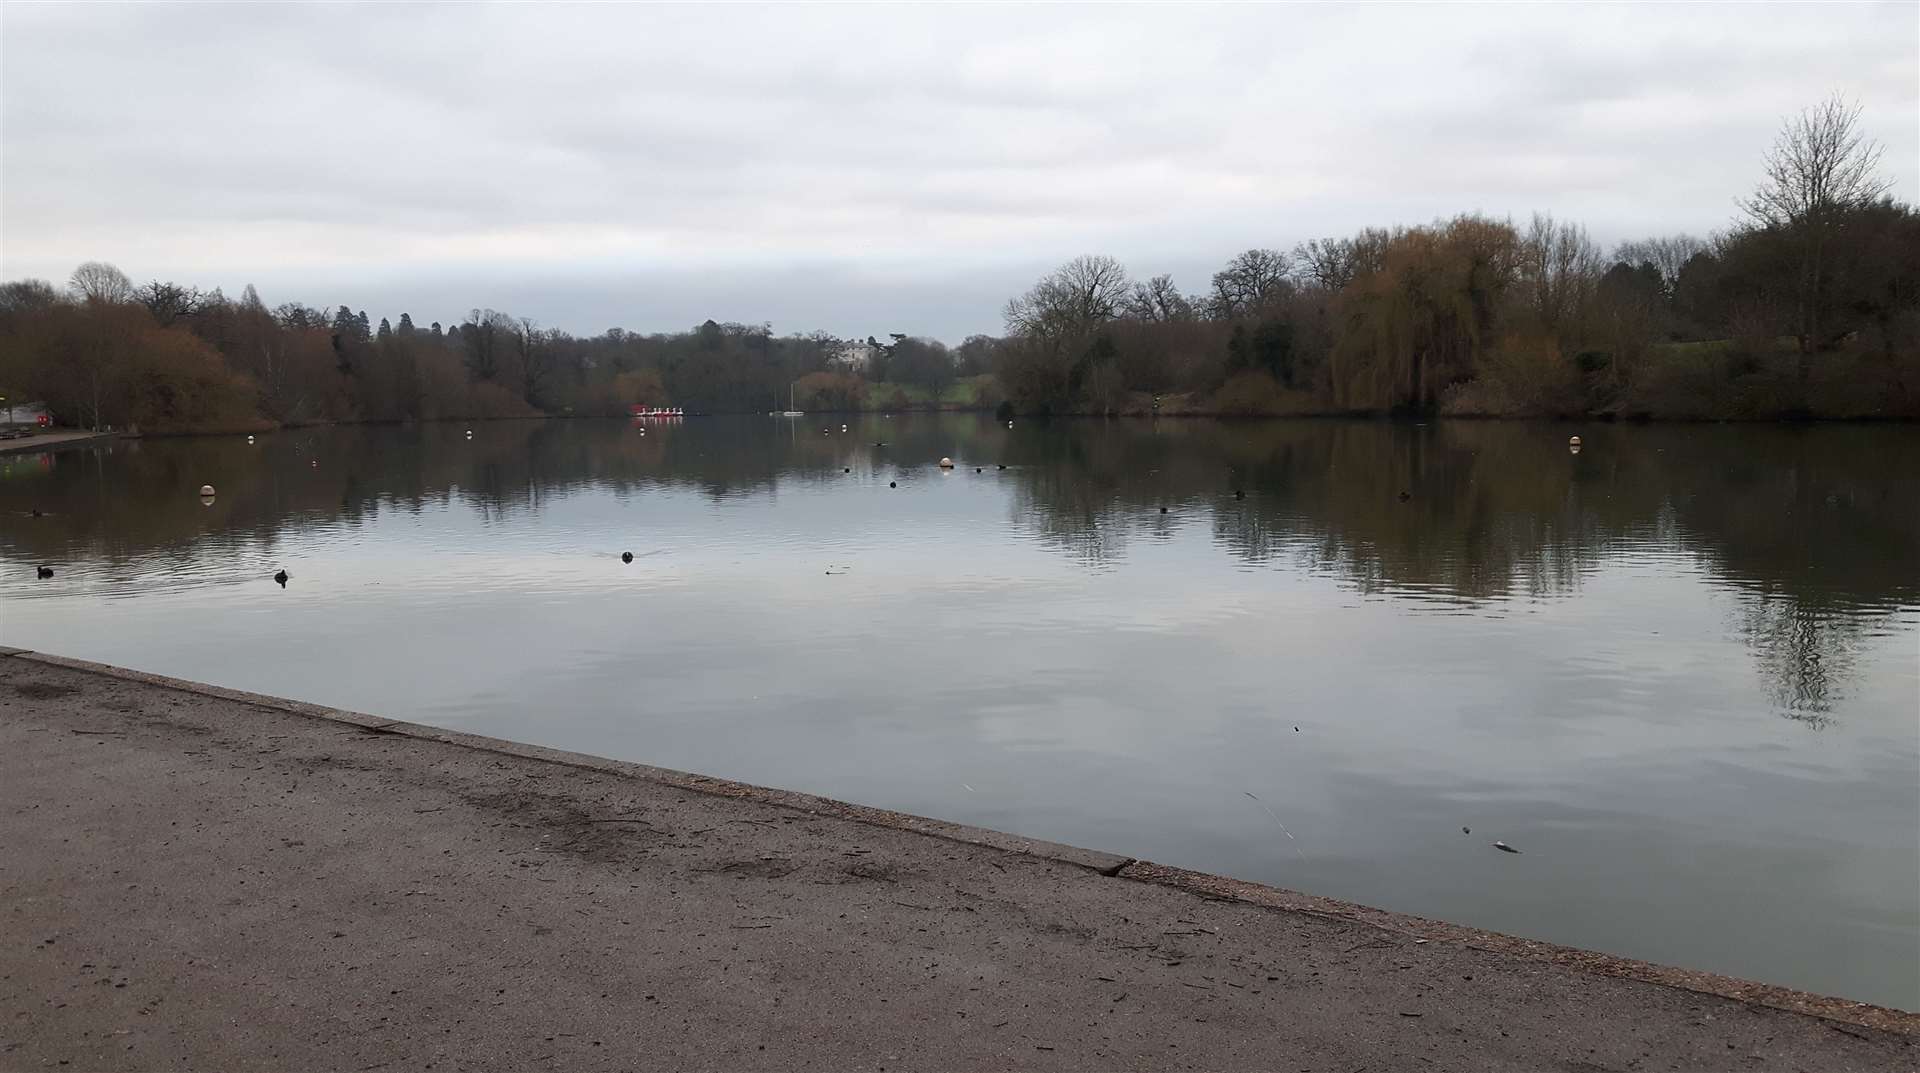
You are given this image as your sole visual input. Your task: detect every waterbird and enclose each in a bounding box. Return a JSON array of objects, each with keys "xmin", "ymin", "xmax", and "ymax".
[
  {"xmin": 621, "ymin": 552, "xmax": 634, "ymax": 564},
  {"xmin": 844, "ymin": 467, "xmax": 851, "ymax": 473},
  {"xmin": 30, "ymin": 509, "xmax": 42, "ymax": 518},
  {"xmin": 996, "ymin": 464, "xmax": 1006, "ymax": 470},
  {"xmin": 1399, "ymin": 490, "xmax": 1411, "ymax": 502},
  {"xmin": 1233, "ymin": 489, "xmax": 1245, "ymax": 500},
  {"xmin": 1462, "ymin": 826, "xmax": 1470, "ymax": 834},
  {"xmin": 273, "ymin": 570, "xmax": 288, "ymax": 587},
  {"xmin": 888, "ymin": 481, "xmax": 897, "ymax": 488},
  {"xmin": 36, "ymin": 566, "xmax": 53, "ymax": 579},
  {"xmin": 975, "ymin": 467, "xmax": 982, "ymax": 473},
  {"xmin": 1160, "ymin": 507, "xmax": 1168, "ymax": 514},
  {"xmin": 1493, "ymin": 841, "xmax": 1520, "ymax": 854}
]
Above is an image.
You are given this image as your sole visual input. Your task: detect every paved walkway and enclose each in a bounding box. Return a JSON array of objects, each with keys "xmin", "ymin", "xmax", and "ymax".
[
  {"xmin": 1, "ymin": 651, "xmax": 1911, "ymax": 1071},
  {"xmin": 0, "ymin": 430, "xmax": 117, "ymax": 455}
]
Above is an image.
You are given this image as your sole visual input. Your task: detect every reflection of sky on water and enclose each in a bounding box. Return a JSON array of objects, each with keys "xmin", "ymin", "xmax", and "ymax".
[{"xmin": 1, "ymin": 417, "xmax": 1915, "ymax": 1009}]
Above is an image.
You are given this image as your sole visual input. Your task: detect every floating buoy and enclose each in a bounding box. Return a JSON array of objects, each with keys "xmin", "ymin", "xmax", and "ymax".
[
  {"xmin": 621, "ymin": 552, "xmax": 633, "ymax": 564},
  {"xmin": 843, "ymin": 467, "xmax": 851, "ymax": 473},
  {"xmin": 841, "ymin": 425, "xmax": 848, "ymax": 432},
  {"xmin": 1569, "ymin": 443, "xmax": 1581, "ymax": 455},
  {"xmin": 246, "ymin": 435, "xmax": 255, "ymax": 444},
  {"xmin": 888, "ymin": 481, "xmax": 897, "ymax": 488},
  {"xmin": 1568, "ymin": 435, "xmax": 1582, "ymax": 447},
  {"xmin": 975, "ymin": 467, "xmax": 982, "ymax": 473},
  {"xmin": 36, "ymin": 566, "xmax": 53, "ymax": 579},
  {"xmin": 1007, "ymin": 421, "xmax": 1014, "ymax": 428},
  {"xmin": 273, "ymin": 569, "xmax": 288, "ymax": 587},
  {"xmin": 938, "ymin": 457, "xmax": 954, "ymax": 469},
  {"xmin": 199, "ymin": 484, "xmax": 216, "ymax": 497}
]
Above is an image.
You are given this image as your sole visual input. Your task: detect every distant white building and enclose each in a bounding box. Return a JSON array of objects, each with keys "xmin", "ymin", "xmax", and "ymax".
[
  {"xmin": 832, "ymin": 341, "xmax": 880, "ymax": 373},
  {"xmin": 831, "ymin": 334, "xmax": 903, "ymax": 374}
]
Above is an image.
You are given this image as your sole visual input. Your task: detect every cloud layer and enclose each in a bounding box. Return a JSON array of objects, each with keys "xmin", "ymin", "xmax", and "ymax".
[{"xmin": 3, "ymin": 3, "xmax": 1915, "ymax": 339}]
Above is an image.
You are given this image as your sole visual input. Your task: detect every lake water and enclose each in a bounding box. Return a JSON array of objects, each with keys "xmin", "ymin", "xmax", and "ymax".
[{"xmin": 2, "ymin": 416, "xmax": 1916, "ymax": 1009}]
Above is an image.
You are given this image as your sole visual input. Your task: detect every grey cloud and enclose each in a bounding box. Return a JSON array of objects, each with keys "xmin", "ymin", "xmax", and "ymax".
[{"xmin": 2, "ymin": 2, "xmax": 1914, "ymax": 342}]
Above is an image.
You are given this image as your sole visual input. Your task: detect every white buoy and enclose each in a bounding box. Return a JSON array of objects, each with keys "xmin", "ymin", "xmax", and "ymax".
[
  {"xmin": 1568, "ymin": 435, "xmax": 1582, "ymax": 447},
  {"xmin": 938, "ymin": 457, "xmax": 954, "ymax": 469},
  {"xmin": 1007, "ymin": 420, "xmax": 1014, "ymax": 428},
  {"xmin": 198, "ymin": 484, "xmax": 215, "ymax": 497},
  {"xmin": 246, "ymin": 435, "xmax": 254, "ymax": 444}
]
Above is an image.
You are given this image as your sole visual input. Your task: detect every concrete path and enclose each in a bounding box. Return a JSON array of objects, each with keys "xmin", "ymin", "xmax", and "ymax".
[
  {"xmin": 1, "ymin": 651, "xmax": 1912, "ymax": 1072},
  {"xmin": 0, "ymin": 430, "xmax": 117, "ymax": 456}
]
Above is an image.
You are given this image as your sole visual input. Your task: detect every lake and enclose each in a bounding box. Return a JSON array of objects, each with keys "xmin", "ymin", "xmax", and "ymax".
[{"xmin": 2, "ymin": 415, "xmax": 1916, "ymax": 1009}]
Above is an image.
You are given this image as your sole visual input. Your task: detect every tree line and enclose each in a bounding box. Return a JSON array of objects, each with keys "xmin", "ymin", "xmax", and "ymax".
[
  {"xmin": 991, "ymin": 96, "xmax": 1919, "ymax": 419},
  {"xmin": 0, "ymin": 267, "xmax": 992, "ymax": 433},
  {"xmin": 2, "ymin": 95, "xmax": 1914, "ymax": 432}
]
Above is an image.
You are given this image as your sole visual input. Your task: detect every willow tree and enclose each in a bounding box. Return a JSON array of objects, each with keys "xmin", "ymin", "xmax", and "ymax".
[{"xmin": 1331, "ymin": 216, "xmax": 1517, "ymax": 412}]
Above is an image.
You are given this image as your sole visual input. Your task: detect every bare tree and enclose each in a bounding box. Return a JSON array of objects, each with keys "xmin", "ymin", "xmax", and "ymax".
[
  {"xmin": 1610, "ymin": 235, "xmax": 1707, "ymax": 294},
  {"xmin": 134, "ymin": 281, "xmax": 205, "ymax": 326},
  {"xmin": 1208, "ymin": 248, "xmax": 1292, "ymax": 318},
  {"xmin": 1741, "ymin": 95, "xmax": 1893, "ymax": 360},
  {"xmin": 1121, "ymin": 274, "xmax": 1195, "ymax": 322},
  {"xmin": 68, "ymin": 261, "xmax": 132, "ymax": 304},
  {"xmin": 1292, "ymin": 229, "xmax": 1398, "ymax": 292},
  {"xmin": 1517, "ymin": 212, "xmax": 1602, "ymax": 342},
  {"xmin": 1743, "ymin": 96, "xmax": 1890, "ymax": 230},
  {"xmin": 0, "ymin": 279, "xmax": 61, "ymax": 314},
  {"xmin": 1003, "ymin": 255, "xmax": 1131, "ymax": 342}
]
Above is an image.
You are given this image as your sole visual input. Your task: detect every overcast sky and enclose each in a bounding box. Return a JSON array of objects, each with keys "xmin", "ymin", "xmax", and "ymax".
[{"xmin": 3, "ymin": 3, "xmax": 1915, "ymax": 342}]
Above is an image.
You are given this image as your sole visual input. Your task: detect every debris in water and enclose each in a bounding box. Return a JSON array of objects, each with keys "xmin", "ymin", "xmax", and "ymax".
[
  {"xmin": 1244, "ymin": 791, "xmax": 1305, "ymax": 861},
  {"xmin": 1493, "ymin": 841, "xmax": 1520, "ymax": 854}
]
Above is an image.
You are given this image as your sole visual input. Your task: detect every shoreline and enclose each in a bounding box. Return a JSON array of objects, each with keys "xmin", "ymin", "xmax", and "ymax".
[{"xmin": 2, "ymin": 647, "xmax": 1912, "ymax": 1070}]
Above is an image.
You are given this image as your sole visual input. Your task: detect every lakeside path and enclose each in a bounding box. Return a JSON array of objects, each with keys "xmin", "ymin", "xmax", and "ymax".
[
  {"xmin": 0, "ymin": 431, "xmax": 117, "ymax": 456},
  {"xmin": 1, "ymin": 650, "xmax": 1912, "ymax": 1072}
]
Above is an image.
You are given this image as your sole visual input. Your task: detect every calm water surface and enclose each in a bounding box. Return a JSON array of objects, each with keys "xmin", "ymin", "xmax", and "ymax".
[{"xmin": 2, "ymin": 416, "xmax": 1916, "ymax": 1008}]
